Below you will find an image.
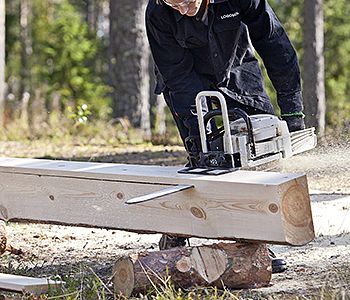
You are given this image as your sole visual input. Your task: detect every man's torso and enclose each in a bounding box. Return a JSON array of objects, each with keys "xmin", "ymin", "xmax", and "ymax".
[{"xmin": 147, "ymin": 0, "xmax": 274, "ymax": 113}]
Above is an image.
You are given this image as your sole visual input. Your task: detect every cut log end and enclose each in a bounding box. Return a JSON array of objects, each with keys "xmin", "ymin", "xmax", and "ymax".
[
  {"xmin": 112, "ymin": 256, "xmax": 135, "ymax": 298},
  {"xmin": 190, "ymin": 247, "xmax": 228, "ymax": 283},
  {"xmin": 280, "ymin": 177, "xmax": 315, "ymax": 245}
]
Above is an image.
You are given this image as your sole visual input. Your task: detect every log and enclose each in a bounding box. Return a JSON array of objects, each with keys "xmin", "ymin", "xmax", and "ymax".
[
  {"xmin": 0, "ymin": 157, "xmax": 315, "ymax": 245},
  {"xmin": 0, "ymin": 221, "xmax": 23, "ymax": 255},
  {"xmin": 112, "ymin": 243, "xmax": 271, "ymax": 297}
]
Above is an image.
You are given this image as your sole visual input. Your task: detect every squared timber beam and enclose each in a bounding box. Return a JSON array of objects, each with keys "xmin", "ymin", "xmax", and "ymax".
[{"xmin": 0, "ymin": 157, "xmax": 315, "ymax": 246}]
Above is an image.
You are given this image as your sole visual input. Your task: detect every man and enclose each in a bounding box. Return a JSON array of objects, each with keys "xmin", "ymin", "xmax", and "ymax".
[{"xmin": 146, "ymin": 0, "xmax": 304, "ymax": 268}]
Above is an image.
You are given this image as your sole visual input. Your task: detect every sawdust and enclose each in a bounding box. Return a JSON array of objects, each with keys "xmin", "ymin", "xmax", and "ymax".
[
  {"xmin": 0, "ymin": 141, "xmax": 349, "ymax": 298},
  {"xmin": 281, "ymin": 142, "xmax": 350, "ymax": 194}
]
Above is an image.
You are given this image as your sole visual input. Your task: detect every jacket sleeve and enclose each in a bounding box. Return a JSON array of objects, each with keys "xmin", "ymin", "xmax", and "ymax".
[
  {"xmin": 238, "ymin": 0, "xmax": 303, "ymax": 115},
  {"xmin": 146, "ymin": 7, "xmax": 204, "ymax": 134}
]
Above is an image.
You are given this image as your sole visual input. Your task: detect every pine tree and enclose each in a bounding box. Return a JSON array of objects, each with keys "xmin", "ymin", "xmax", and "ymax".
[{"xmin": 108, "ymin": 0, "xmax": 151, "ymax": 138}]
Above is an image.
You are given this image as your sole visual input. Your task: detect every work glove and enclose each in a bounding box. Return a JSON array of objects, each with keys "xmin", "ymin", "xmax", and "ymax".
[{"xmin": 281, "ymin": 114, "xmax": 306, "ymax": 132}]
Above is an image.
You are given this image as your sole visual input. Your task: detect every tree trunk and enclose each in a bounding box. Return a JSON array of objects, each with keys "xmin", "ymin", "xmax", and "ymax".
[
  {"xmin": 108, "ymin": 0, "xmax": 151, "ymax": 139},
  {"xmin": 302, "ymin": 0, "xmax": 326, "ymax": 136},
  {"xmin": 113, "ymin": 243, "xmax": 271, "ymax": 297},
  {"xmin": 0, "ymin": 0, "xmax": 5, "ymax": 127},
  {"xmin": 85, "ymin": 0, "xmax": 101, "ymax": 34},
  {"xmin": 19, "ymin": 0, "xmax": 32, "ymax": 129},
  {"xmin": 31, "ymin": 88, "xmax": 47, "ymax": 132}
]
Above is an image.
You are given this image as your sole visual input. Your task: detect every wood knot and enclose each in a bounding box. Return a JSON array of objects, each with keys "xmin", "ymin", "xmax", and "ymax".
[
  {"xmin": 190, "ymin": 206, "xmax": 206, "ymax": 219},
  {"xmin": 49, "ymin": 195, "xmax": 55, "ymax": 201},
  {"xmin": 269, "ymin": 203, "xmax": 279, "ymax": 214},
  {"xmin": 176, "ymin": 256, "xmax": 191, "ymax": 273},
  {"xmin": 117, "ymin": 192, "xmax": 124, "ymax": 200}
]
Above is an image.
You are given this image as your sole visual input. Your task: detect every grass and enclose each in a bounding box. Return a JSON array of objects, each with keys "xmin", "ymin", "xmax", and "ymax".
[
  {"xmin": 45, "ymin": 265, "xmax": 244, "ymax": 300},
  {"xmin": 0, "ymin": 113, "xmax": 182, "ymax": 147},
  {"xmin": 0, "ymin": 259, "xmax": 348, "ymax": 300},
  {"xmin": 46, "ymin": 266, "xmax": 113, "ymax": 300},
  {"xmin": 0, "ymin": 262, "xmax": 243, "ymax": 300}
]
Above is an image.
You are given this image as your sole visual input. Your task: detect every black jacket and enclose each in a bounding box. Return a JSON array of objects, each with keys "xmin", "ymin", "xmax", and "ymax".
[{"xmin": 146, "ymin": 0, "xmax": 303, "ymax": 130}]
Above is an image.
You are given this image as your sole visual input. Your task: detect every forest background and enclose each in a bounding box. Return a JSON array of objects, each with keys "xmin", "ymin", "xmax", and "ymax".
[
  {"xmin": 0, "ymin": 2, "xmax": 349, "ymax": 299},
  {"xmin": 1, "ymin": 0, "xmax": 349, "ymax": 146}
]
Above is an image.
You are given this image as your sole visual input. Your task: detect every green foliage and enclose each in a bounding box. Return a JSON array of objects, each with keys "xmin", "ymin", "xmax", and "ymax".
[
  {"xmin": 324, "ymin": 0, "xmax": 350, "ymax": 129},
  {"xmin": 5, "ymin": 0, "xmax": 111, "ymax": 126},
  {"xmin": 68, "ymin": 103, "xmax": 92, "ymax": 126},
  {"xmin": 5, "ymin": 1, "xmax": 21, "ymax": 90},
  {"xmin": 34, "ymin": 0, "xmax": 111, "ymax": 118}
]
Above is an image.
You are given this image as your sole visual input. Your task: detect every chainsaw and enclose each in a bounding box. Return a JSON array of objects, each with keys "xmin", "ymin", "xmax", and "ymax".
[{"xmin": 179, "ymin": 91, "xmax": 317, "ymax": 175}]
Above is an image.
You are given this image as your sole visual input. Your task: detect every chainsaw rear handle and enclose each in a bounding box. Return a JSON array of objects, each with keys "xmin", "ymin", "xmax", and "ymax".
[
  {"xmin": 203, "ymin": 108, "xmax": 255, "ymax": 149},
  {"xmin": 195, "ymin": 91, "xmax": 256, "ymax": 155}
]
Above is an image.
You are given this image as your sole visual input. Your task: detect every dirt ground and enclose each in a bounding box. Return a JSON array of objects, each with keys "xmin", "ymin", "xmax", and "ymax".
[{"xmin": 0, "ymin": 141, "xmax": 349, "ymax": 299}]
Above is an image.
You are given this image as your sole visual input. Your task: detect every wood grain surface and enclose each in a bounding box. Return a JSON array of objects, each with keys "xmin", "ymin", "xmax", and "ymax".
[{"xmin": 0, "ymin": 157, "xmax": 315, "ymax": 245}]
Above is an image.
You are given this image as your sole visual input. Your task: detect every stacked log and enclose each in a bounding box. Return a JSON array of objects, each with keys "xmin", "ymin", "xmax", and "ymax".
[{"xmin": 113, "ymin": 242, "xmax": 271, "ymax": 297}]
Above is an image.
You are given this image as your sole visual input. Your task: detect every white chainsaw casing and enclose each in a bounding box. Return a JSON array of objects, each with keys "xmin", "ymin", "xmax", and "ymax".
[
  {"xmin": 229, "ymin": 114, "xmax": 293, "ymax": 167},
  {"xmin": 195, "ymin": 91, "xmax": 317, "ymax": 170}
]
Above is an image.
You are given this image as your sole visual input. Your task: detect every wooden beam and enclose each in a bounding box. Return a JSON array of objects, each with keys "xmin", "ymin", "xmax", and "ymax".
[{"xmin": 0, "ymin": 157, "xmax": 315, "ymax": 245}]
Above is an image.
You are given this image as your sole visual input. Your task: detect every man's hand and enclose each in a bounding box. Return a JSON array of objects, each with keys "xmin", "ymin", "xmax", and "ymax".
[{"xmin": 282, "ymin": 115, "xmax": 306, "ymax": 132}]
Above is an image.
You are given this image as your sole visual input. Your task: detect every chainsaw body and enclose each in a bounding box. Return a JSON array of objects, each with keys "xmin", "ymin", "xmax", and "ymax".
[{"xmin": 179, "ymin": 91, "xmax": 317, "ymax": 175}]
